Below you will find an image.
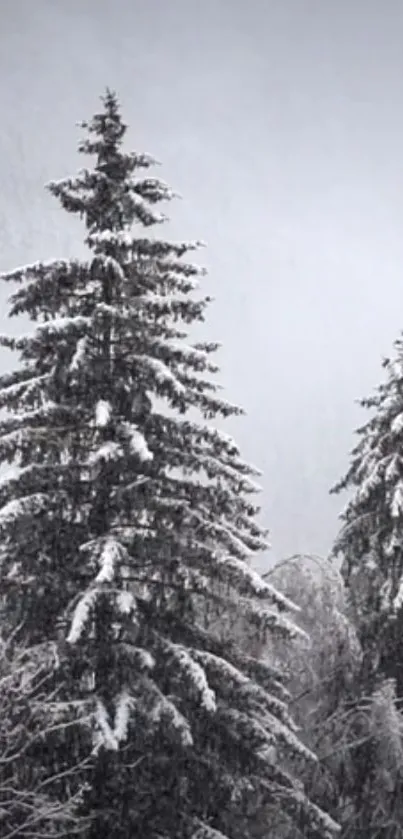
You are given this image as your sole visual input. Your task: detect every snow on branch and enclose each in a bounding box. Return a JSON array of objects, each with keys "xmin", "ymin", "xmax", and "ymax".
[
  {"xmin": 87, "ymin": 441, "xmax": 123, "ymax": 466},
  {"xmin": 0, "ymin": 428, "xmax": 30, "ymax": 464},
  {"xmin": 113, "ymin": 689, "xmax": 135, "ymax": 744},
  {"xmin": 95, "ymin": 399, "xmax": 112, "ymax": 428},
  {"xmin": 32, "ymin": 315, "xmax": 91, "ymax": 338},
  {"xmin": 186, "ymin": 509, "xmax": 253, "ymax": 560},
  {"xmin": 191, "ymin": 820, "xmax": 230, "ymax": 839},
  {"xmin": 131, "ymin": 175, "xmax": 177, "ymax": 204},
  {"xmin": 259, "ymin": 708, "xmax": 316, "ymax": 763},
  {"xmin": 200, "ymin": 454, "xmax": 263, "ymax": 493},
  {"xmin": 161, "ymin": 639, "xmax": 216, "ymax": 713},
  {"xmin": 95, "ymin": 538, "xmax": 122, "ymax": 583},
  {"xmin": 95, "ymin": 253, "xmax": 126, "ymax": 282},
  {"xmin": 93, "ymin": 697, "xmax": 119, "ymax": 751},
  {"xmin": 115, "ymin": 589, "xmax": 137, "ymax": 615},
  {"xmin": 87, "ymin": 228, "xmax": 134, "ymax": 250},
  {"xmin": 122, "ymin": 422, "xmax": 153, "ymax": 462},
  {"xmin": 236, "ymin": 596, "xmax": 308, "ymax": 642},
  {"xmin": 0, "ymin": 374, "xmax": 51, "ymax": 410},
  {"xmin": 218, "ymin": 706, "xmax": 277, "ymax": 754},
  {"xmin": 80, "ymin": 536, "xmax": 130, "ymax": 584},
  {"xmin": 283, "ymin": 788, "xmax": 341, "ymax": 838},
  {"xmin": 0, "ymin": 316, "xmax": 90, "ymax": 355},
  {"xmin": 393, "ymin": 577, "xmax": 403, "ymax": 612},
  {"xmin": 216, "ymin": 556, "xmax": 299, "ymax": 612},
  {"xmin": 70, "ymin": 336, "xmax": 88, "ymax": 372},
  {"xmin": 87, "ymin": 229, "xmax": 205, "ymax": 260},
  {"xmin": 192, "ymin": 649, "xmax": 294, "ymax": 730},
  {"xmin": 135, "ymin": 355, "xmax": 186, "ymax": 396},
  {"xmin": 391, "ymin": 480, "xmax": 403, "ymax": 518},
  {"xmin": 142, "ymin": 678, "xmax": 193, "ymax": 747},
  {"xmin": 93, "ymin": 691, "xmax": 136, "ymax": 752},
  {"xmin": 233, "ymin": 652, "xmax": 290, "ymax": 700},
  {"xmin": 152, "ymin": 337, "xmax": 219, "ymax": 374},
  {"xmin": 67, "ymin": 588, "xmax": 100, "ymax": 645},
  {"xmin": 0, "ymin": 258, "xmax": 78, "ymax": 284},
  {"xmin": 118, "ymin": 645, "xmax": 155, "ymax": 673},
  {"xmin": 0, "ymin": 492, "xmax": 54, "ymax": 528},
  {"xmin": 391, "ymin": 412, "xmax": 403, "ymax": 434},
  {"xmin": 126, "ymin": 150, "xmax": 160, "ymax": 169}
]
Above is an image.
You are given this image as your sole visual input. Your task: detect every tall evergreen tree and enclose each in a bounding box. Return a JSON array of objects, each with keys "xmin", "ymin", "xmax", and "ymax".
[
  {"xmin": 0, "ymin": 91, "xmax": 337, "ymax": 839},
  {"xmin": 331, "ymin": 337, "xmax": 403, "ymax": 692}
]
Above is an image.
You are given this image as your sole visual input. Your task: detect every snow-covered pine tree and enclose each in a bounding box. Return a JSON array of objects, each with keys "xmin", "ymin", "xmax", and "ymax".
[
  {"xmin": 0, "ymin": 91, "xmax": 338, "ymax": 839},
  {"xmin": 331, "ymin": 337, "xmax": 403, "ymax": 693}
]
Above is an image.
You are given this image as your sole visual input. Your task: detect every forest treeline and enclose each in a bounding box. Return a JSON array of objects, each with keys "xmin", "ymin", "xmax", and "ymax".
[{"xmin": 1, "ymin": 91, "xmax": 403, "ymax": 839}]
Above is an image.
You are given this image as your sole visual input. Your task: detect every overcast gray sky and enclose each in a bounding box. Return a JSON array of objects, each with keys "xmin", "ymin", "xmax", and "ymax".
[{"xmin": 1, "ymin": 0, "xmax": 403, "ymax": 567}]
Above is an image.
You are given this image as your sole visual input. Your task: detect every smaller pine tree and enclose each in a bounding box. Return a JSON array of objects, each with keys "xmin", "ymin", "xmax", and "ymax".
[
  {"xmin": 331, "ymin": 338, "xmax": 403, "ymax": 837},
  {"xmin": 331, "ymin": 336, "xmax": 403, "ymax": 692}
]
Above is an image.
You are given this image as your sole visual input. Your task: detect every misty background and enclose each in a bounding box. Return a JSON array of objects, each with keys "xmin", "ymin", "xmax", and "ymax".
[{"xmin": 0, "ymin": 0, "xmax": 402, "ymax": 569}]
